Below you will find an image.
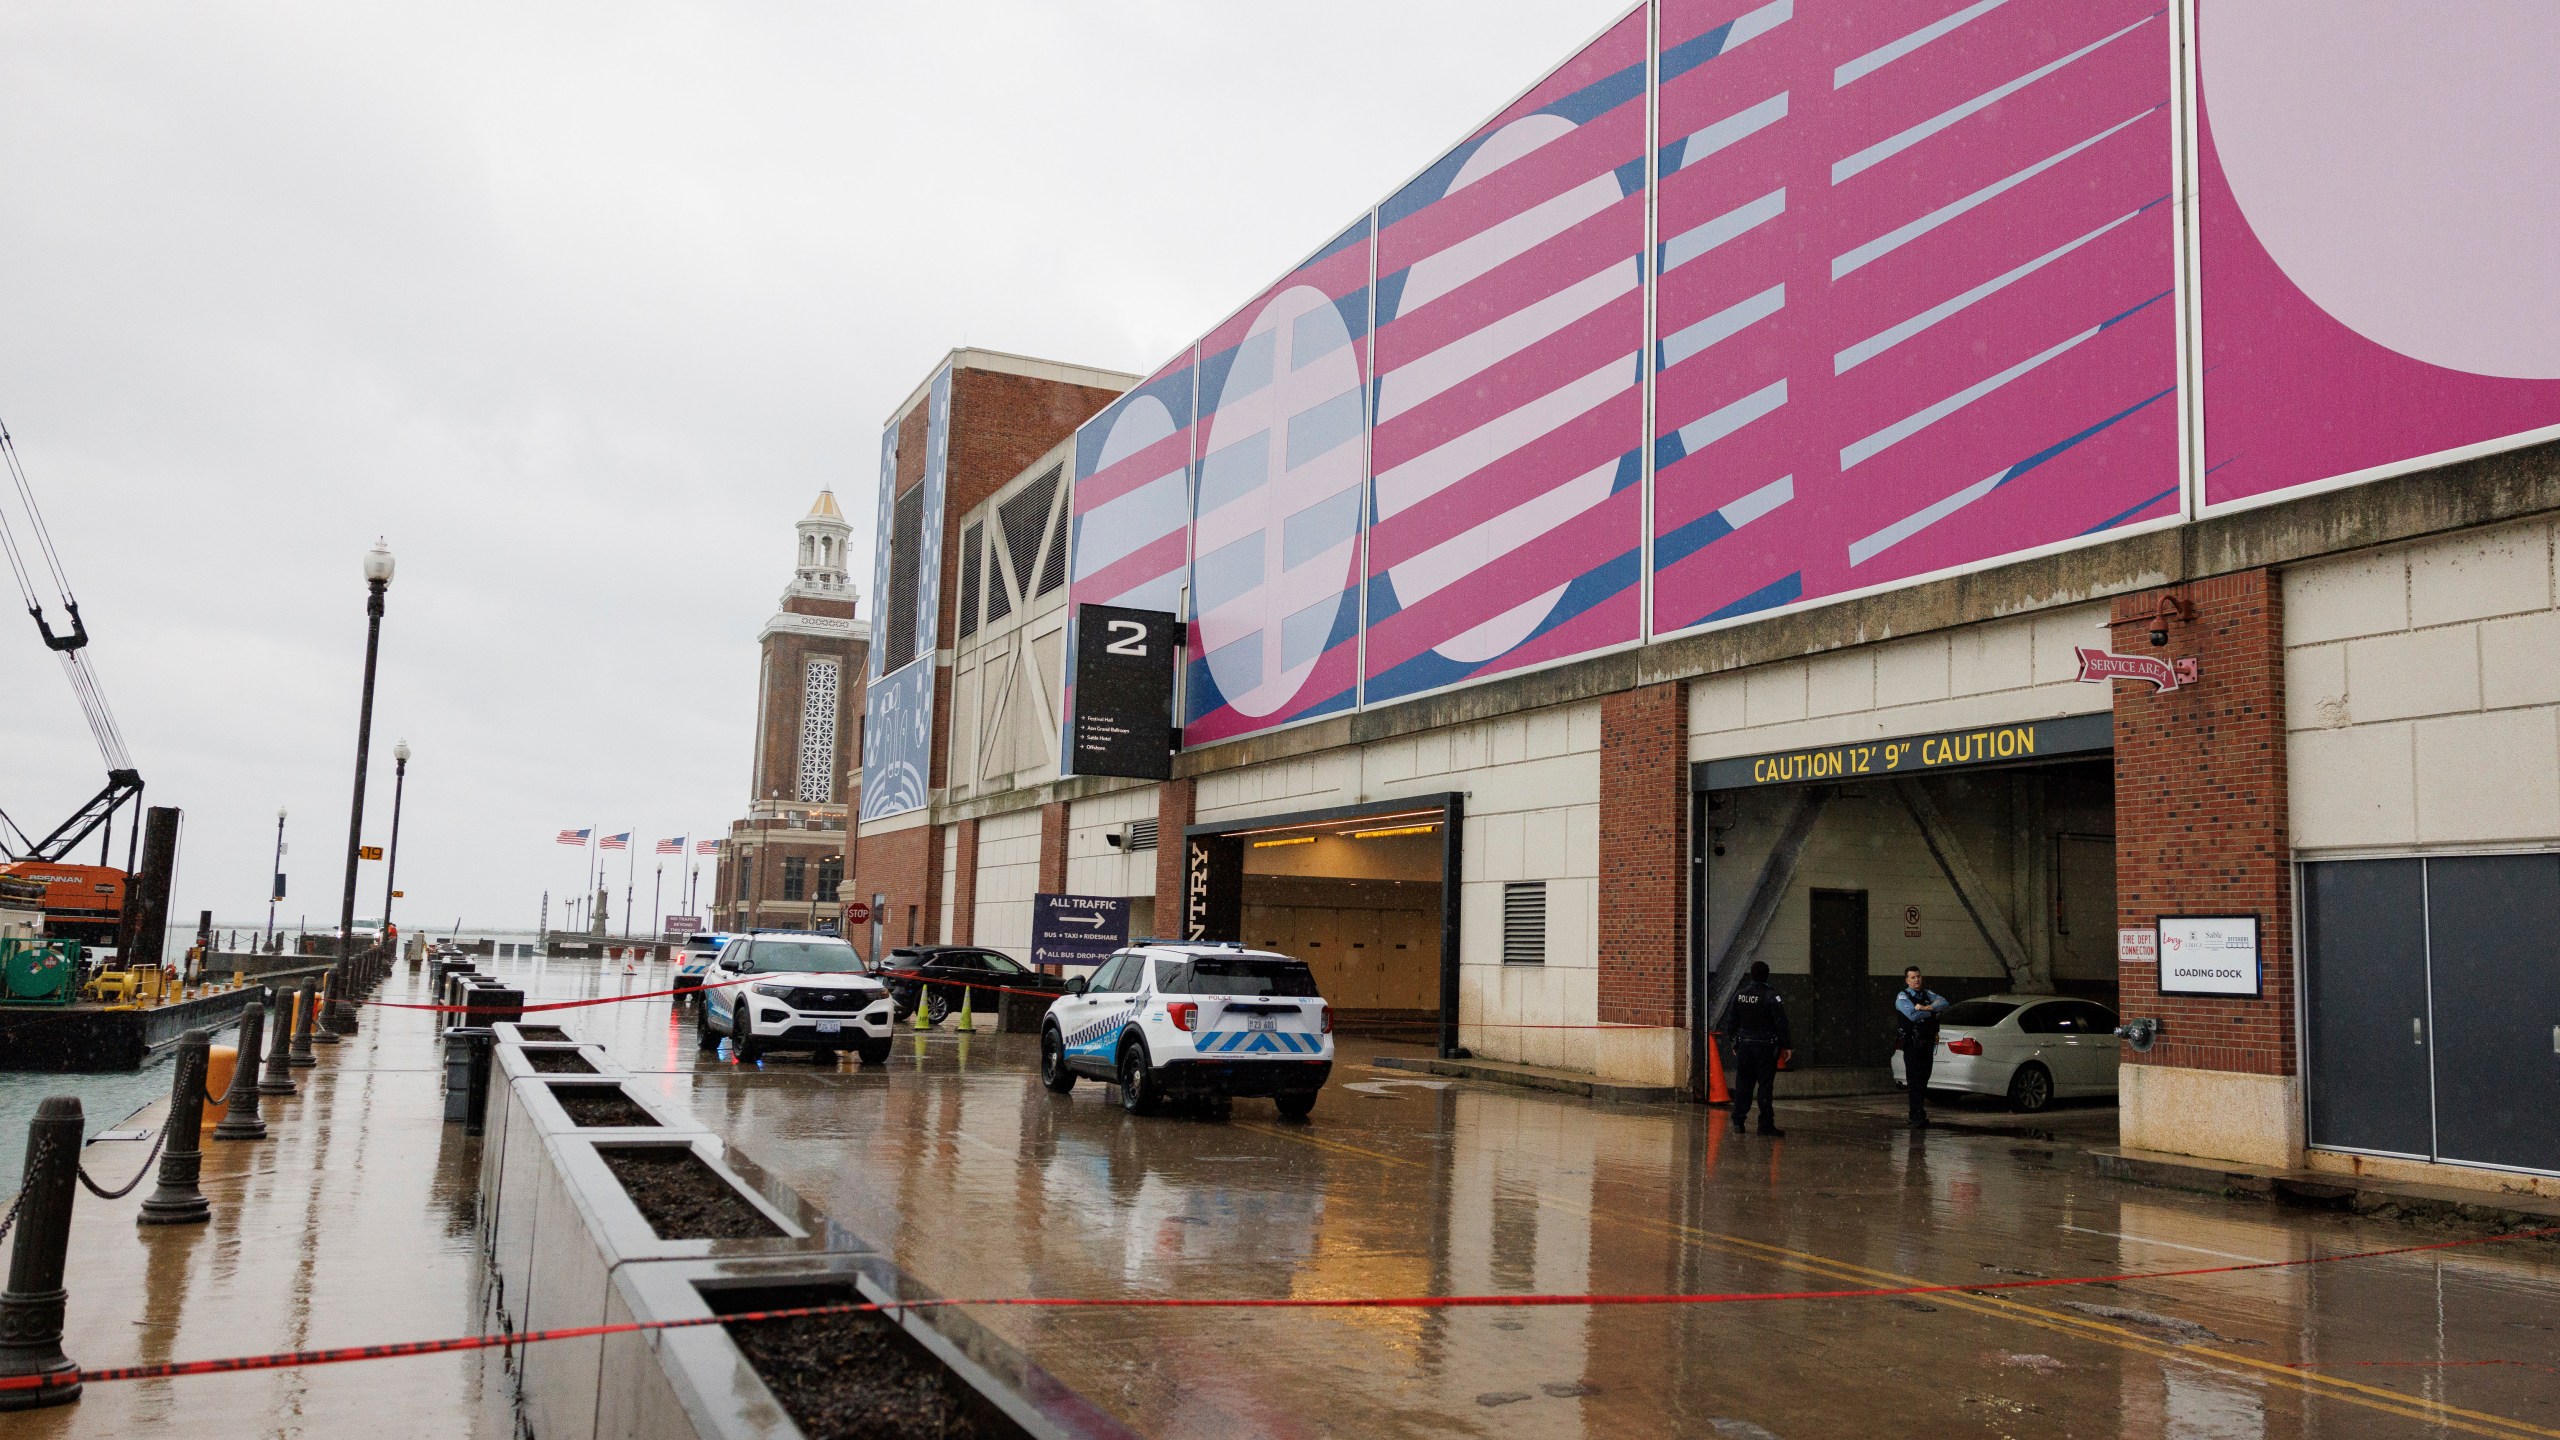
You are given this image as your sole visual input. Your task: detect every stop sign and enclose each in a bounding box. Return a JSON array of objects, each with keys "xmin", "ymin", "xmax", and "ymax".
[{"xmin": 843, "ymin": 900, "xmax": 872, "ymax": 925}]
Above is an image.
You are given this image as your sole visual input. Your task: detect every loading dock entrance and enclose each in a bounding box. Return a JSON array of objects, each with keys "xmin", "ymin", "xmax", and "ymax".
[
  {"xmin": 1184, "ymin": 792, "xmax": 1462, "ymax": 1056},
  {"xmin": 1688, "ymin": 715, "xmax": 2118, "ymax": 1092}
]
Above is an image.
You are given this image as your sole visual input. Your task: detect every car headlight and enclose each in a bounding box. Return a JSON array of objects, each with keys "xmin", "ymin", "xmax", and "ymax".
[{"xmin": 750, "ymin": 983, "xmax": 794, "ymax": 999}]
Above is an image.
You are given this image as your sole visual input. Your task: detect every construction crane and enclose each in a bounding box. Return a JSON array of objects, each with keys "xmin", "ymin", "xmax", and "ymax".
[{"xmin": 0, "ymin": 416, "xmax": 143, "ymax": 945}]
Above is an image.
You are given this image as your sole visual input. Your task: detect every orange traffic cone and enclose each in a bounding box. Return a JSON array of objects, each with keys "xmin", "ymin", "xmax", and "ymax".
[{"xmin": 1706, "ymin": 1034, "xmax": 1731, "ymax": 1106}]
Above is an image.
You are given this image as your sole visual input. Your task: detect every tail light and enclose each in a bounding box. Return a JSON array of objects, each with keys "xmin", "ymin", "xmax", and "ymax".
[
  {"xmin": 1320, "ymin": 1004, "xmax": 1333, "ymax": 1035},
  {"xmin": 1947, "ymin": 1036, "xmax": 1983, "ymax": 1056},
  {"xmin": 1167, "ymin": 1002, "xmax": 1198, "ymax": 1032}
]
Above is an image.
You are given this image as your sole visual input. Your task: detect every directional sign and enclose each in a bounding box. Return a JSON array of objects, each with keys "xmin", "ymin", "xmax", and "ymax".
[
  {"xmin": 1068, "ymin": 604, "xmax": 1180, "ymax": 780},
  {"xmin": 1031, "ymin": 892, "xmax": 1130, "ymax": 970},
  {"xmin": 665, "ymin": 915, "xmax": 703, "ymax": 935}
]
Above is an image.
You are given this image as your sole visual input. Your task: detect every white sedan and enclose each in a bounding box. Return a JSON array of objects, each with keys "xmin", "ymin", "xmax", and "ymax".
[{"xmin": 1889, "ymin": 995, "xmax": 2123, "ymax": 1112}]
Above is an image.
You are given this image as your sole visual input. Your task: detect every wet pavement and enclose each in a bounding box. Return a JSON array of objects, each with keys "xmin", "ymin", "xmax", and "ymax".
[{"xmin": 13, "ymin": 953, "xmax": 2559, "ymax": 1438}]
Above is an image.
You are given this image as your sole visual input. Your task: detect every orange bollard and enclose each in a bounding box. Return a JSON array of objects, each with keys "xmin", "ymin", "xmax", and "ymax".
[{"xmin": 1706, "ymin": 1034, "xmax": 1730, "ymax": 1106}]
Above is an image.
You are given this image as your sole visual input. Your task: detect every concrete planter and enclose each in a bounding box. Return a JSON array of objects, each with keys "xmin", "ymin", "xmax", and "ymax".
[
  {"xmin": 598, "ymin": 1256, "xmax": 1142, "ymax": 1440},
  {"xmin": 517, "ymin": 1134, "xmax": 868, "ymax": 1440},
  {"xmin": 484, "ymin": 1041, "xmax": 631, "ymax": 1279},
  {"xmin": 495, "ymin": 1020, "xmax": 578, "ymax": 1045},
  {"xmin": 486, "ymin": 1070, "xmax": 702, "ymax": 1327}
]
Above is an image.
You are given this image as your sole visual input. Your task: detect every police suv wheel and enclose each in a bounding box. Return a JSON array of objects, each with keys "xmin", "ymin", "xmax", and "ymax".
[
  {"xmin": 1040, "ymin": 1026, "xmax": 1076, "ymax": 1094},
  {"xmin": 1275, "ymin": 1091, "xmax": 1318, "ymax": 1121},
  {"xmin": 857, "ymin": 1039, "xmax": 892, "ymax": 1067},
  {"xmin": 1117, "ymin": 1042, "xmax": 1158, "ymax": 1116},
  {"xmin": 694, "ymin": 1007, "xmax": 720, "ymax": 1052}
]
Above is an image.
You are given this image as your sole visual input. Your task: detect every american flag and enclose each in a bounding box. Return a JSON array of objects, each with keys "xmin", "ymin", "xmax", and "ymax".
[
  {"xmin": 655, "ymin": 837, "xmax": 684, "ymax": 854},
  {"xmin": 555, "ymin": 828, "xmax": 591, "ymax": 846},
  {"xmin": 599, "ymin": 832, "xmax": 630, "ymax": 851},
  {"xmin": 695, "ymin": 839, "xmax": 719, "ymax": 854}
]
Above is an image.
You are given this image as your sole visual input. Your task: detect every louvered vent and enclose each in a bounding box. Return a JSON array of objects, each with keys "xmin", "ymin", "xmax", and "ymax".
[
  {"xmin": 957, "ymin": 521, "xmax": 983, "ymax": 638},
  {"xmin": 1125, "ymin": 819, "xmax": 1159, "ymax": 852},
  {"xmin": 1502, "ymin": 882, "xmax": 1546, "ymax": 965}
]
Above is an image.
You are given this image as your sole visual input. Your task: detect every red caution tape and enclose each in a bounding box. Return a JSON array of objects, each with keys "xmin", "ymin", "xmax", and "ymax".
[
  {"xmin": 361, "ymin": 974, "xmax": 760, "ymax": 1015},
  {"xmin": 7, "ymin": 1224, "xmax": 2550, "ymax": 1393}
]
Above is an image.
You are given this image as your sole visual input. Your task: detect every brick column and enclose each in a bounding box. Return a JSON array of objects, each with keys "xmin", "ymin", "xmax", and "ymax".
[
  {"xmin": 1156, "ymin": 779, "xmax": 1195, "ymax": 937},
  {"xmin": 948, "ymin": 819, "xmax": 981, "ymax": 945},
  {"xmin": 1039, "ymin": 801, "xmax": 1071, "ymax": 894},
  {"xmin": 2111, "ymin": 570, "xmax": 2299, "ymax": 1166},
  {"xmin": 1596, "ymin": 684, "xmax": 1689, "ymax": 1085}
]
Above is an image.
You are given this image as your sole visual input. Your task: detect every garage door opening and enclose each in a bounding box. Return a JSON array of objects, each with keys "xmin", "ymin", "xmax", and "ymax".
[
  {"xmin": 1183, "ymin": 794, "xmax": 1461, "ymax": 1053},
  {"xmin": 1691, "ymin": 716, "xmax": 2118, "ymax": 1093}
]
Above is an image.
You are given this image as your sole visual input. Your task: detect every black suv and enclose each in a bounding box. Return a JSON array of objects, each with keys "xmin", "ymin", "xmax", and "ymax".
[{"xmin": 880, "ymin": 945, "xmax": 1066, "ymax": 1026}]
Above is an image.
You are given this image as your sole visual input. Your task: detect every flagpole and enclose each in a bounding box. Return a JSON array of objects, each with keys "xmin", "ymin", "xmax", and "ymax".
[{"xmin": 623, "ymin": 836, "xmax": 635, "ymax": 940}]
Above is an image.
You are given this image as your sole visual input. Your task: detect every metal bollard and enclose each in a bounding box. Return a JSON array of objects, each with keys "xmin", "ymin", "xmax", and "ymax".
[
  {"xmin": 258, "ymin": 988, "xmax": 298, "ymax": 1095},
  {"xmin": 0, "ymin": 1096, "xmax": 83, "ymax": 1409},
  {"xmin": 312, "ymin": 969, "xmax": 341, "ymax": 1046},
  {"xmin": 138, "ymin": 1028, "xmax": 213, "ymax": 1226},
  {"xmin": 213, "ymin": 1001, "xmax": 270, "ymax": 1141},
  {"xmin": 288, "ymin": 979, "xmax": 319, "ymax": 1067}
]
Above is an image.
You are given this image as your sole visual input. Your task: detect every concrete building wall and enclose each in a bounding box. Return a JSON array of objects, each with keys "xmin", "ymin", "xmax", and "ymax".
[
  {"xmin": 937, "ymin": 826, "xmax": 960, "ymax": 947},
  {"xmin": 1687, "ymin": 604, "xmax": 2112, "ymax": 765},
  {"xmin": 2285, "ymin": 516, "xmax": 2560, "ymax": 851},
  {"xmin": 971, "ymin": 806, "xmax": 1044, "ymax": 958},
  {"xmin": 1191, "ymin": 701, "xmax": 1602, "ymax": 1074}
]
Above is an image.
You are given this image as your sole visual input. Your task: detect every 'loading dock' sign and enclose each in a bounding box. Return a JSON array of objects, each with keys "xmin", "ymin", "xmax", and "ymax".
[{"xmin": 1695, "ymin": 712, "xmax": 2112, "ymax": 790}]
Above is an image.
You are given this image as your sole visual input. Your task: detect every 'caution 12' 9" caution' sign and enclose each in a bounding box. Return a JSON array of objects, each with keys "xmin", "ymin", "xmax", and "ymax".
[{"xmin": 1694, "ymin": 712, "xmax": 2111, "ymax": 791}]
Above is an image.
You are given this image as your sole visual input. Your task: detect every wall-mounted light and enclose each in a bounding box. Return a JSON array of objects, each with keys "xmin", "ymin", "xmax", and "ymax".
[
  {"xmin": 1349, "ymin": 824, "xmax": 1438, "ymax": 840},
  {"xmin": 1252, "ymin": 835, "xmax": 1316, "ymax": 849}
]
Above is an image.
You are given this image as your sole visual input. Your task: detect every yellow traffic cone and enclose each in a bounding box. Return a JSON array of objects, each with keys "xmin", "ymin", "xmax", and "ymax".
[
  {"xmin": 912, "ymin": 993, "xmax": 931, "ymax": 1031},
  {"xmin": 955, "ymin": 986, "xmax": 975, "ymax": 1034}
]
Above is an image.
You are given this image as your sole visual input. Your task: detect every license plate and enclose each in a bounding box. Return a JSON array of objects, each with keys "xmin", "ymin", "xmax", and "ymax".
[
  {"xmin": 815, "ymin": 1020, "xmax": 841, "ymax": 1035},
  {"xmin": 1247, "ymin": 1016, "xmax": 1276, "ymax": 1032}
]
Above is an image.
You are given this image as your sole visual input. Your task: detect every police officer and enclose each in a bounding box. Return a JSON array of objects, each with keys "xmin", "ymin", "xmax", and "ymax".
[
  {"xmin": 1896, "ymin": 966, "xmax": 1952, "ymax": 1129},
  {"xmin": 1720, "ymin": 960, "xmax": 1792, "ymax": 1136}
]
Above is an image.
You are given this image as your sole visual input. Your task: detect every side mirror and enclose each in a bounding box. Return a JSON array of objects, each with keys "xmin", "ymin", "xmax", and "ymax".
[{"xmin": 1067, "ymin": 977, "xmax": 1088, "ymax": 996}]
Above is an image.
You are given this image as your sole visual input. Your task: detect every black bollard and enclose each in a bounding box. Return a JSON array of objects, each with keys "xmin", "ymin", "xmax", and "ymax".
[
  {"xmin": 287, "ymin": 978, "xmax": 319, "ymax": 1067},
  {"xmin": 213, "ymin": 1000, "xmax": 269, "ymax": 1141},
  {"xmin": 0, "ymin": 1096, "xmax": 83, "ymax": 1409},
  {"xmin": 258, "ymin": 986, "xmax": 298, "ymax": 1095},
  {"xmin": 138, "ymin": 1029, "xmax": 214, "ymax": 1226},
  {"xmin": 312, "ymin": 969, "xmax": 342, "ymax": 1046}
]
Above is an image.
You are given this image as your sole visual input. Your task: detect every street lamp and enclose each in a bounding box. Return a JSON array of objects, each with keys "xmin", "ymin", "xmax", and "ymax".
[
  {"xmin": 381, "ymin": 739, "xmax": 410, "ymax": 951},
  {"xmin": 323, "ymin": 537, "xmax": 394, "ymax": 1042},
  {"xmin": 264, "ymin": 808, "xmax": 287, "ymax": 951}
]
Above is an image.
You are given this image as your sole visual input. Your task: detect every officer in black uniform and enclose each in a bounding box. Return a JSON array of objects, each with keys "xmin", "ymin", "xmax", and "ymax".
[
  {"xmin": 1720, "ymin": 960, "xmax": 1792, "ymax": 1136},
  {"xmin": 1897, "ymin": 966, "xmax": 1952, "ymax": 1129}
]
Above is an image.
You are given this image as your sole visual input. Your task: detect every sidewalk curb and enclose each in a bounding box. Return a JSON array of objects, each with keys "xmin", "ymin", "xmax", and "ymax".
[
  {"xmin": 1370, "ymin": 1054, "xmax": 1680, "ymax": 1105},
  {"xmin": 2090, "ymin": 1146, "xmax": 2560, "ymax": 1235}
]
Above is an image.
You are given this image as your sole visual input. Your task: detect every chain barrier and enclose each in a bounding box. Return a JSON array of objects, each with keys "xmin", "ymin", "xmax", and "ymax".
[
  {"xmin": 0, "ymin": 1183, "xmax": 24, "ymax": 1246},
  {"xmin": 76, "ymin": 1120, "xmax": 170, "ymax": 1201}
]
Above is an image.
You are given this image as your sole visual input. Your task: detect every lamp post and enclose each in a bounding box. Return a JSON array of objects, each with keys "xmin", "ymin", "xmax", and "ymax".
[
  {"xmin": 381, "ymin": 739, "xmax": 410, "ymax": 948},
  {"xmin": 264, "ymin": 808, "xmax": 287, "ymax": 949},
  {"xmin": 323, "ymin": 538, "xmax": 395, "ymax": 1042}
]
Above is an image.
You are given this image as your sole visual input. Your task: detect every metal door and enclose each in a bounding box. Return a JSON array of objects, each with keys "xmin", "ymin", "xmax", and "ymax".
[
  {"xmin": 1806, "ymin": 889, "xmax": 1870, "ymax": 1067},
  {"xmin": 2422, "ymin": 855, "xmax": 2560, "ymax": 1174},
  {"xmin": 2301, "ymin": 859, "xmax": 2434, "ymax": 1158}
]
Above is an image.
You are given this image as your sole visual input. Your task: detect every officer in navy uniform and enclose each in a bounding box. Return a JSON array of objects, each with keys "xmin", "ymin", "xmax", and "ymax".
[
  {"xmin": 1896, "ymin": 966, "xmax": 1953, "ymax": 1129},
  {"xmin": 1720, "ymin": 960, "xmax": 1792, "ymax": 1136}
]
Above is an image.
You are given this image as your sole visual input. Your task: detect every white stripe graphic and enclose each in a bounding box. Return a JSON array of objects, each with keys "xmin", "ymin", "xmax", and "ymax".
[
  {"xmin": 1831, "ymin": 14, "xmax": 2154, "ymax": 183},
  {"xmin": 1379, "ymin": 260, "xmax": 1637, "ymax": 423},
  {"xmin": 1397, "ymin": 129, "xmax": 1616, "ymax": 316},
  {"xmin": 1663, "ymin": 188, "xmax": 1786, "ymax": 274},
  {"xmin": 1848, "ymin": 468, "xmax": 2007, "ymax": 565},
  {"xmin": 1831, "ymin": 108, "xmax": 2154, "ymax": 279},
  {"xmin": 1662, "ymin": 284, "xmax": 1785, "ymax": 370},
  {"xmin": 1839, "ymin": 325, "xmax": 2097, "ymax": 470},
  {"xmin": 1672, "ymin": 91, "xmax": 1788, "ymax": 173},
  {"xmin": 1719, "ymin": 473, "xmax": 1794, "ymax": 529},
  {"xmin": 1835, "ymin": 0, "xmax": 2010, "ymax": 89},
  {"xmin": 1375, "ymin": 357, "xmax": 1637, "ymax": 516},
  {"xmin": 1724, "ymin": 0, "xmax": 1794, "ymax": 49},
  {"xmin": 1835, "ymin": 209, "xmax": 2138, "ymax": 374},
  {"xmin": 1673, "ymin": 379, "xmax": 1788, "ymax": 456}
]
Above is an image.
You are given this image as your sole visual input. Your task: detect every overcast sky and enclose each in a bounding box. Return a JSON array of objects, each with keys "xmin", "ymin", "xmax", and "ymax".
[{"xmin": 0, "ymin": 1, "xmax": 1628, "ymax": 938}]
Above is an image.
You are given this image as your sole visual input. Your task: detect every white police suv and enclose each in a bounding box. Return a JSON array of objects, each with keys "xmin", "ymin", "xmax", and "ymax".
[
  {"xmin": 1040, "ymin": 941, "xmax": 1333, "ymax": 1118},
  {"xmin": 694, "ymin": 931, "xmax": 895, "ymax": 1066}
]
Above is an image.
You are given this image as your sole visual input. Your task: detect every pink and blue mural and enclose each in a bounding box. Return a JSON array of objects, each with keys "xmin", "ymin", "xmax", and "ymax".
[
  {"xmin": 1648, "ymin": 0, "xmax": 2179, "ymax": 633},
  {"xmin": 2194, "ymin": 0, "xmax": 2560, "ymax": 509},
  {"xmin": 1182, "ymin": 218, "xmax": 1374, "ymax": 747},
  {"xmin": 1363, "ymin": 9, "xmax": 1651, "ymax": 705}
]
